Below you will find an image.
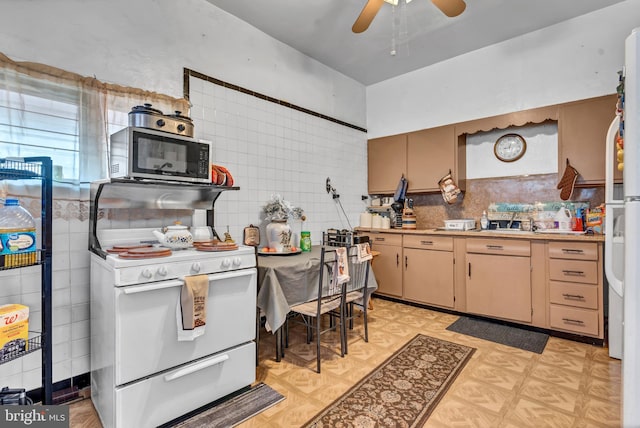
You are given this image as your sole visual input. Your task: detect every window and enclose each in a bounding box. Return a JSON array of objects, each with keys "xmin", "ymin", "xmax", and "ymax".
[{"xmin": 0, "ymin": 53, "xmax": 189, "ymax": 184}]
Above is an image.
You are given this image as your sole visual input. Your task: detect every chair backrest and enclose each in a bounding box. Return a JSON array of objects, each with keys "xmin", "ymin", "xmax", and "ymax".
[
  {"xmin": 346, "ymin": 246, "xmax": 370, "ymax": 294},
  {"xmin": 319, "ymin": 233, "xmax": 370, "ymax": 301}
]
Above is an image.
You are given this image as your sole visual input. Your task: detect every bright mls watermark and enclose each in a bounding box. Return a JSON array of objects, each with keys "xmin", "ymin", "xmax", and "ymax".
[{"xmin": 1, "ymin": 406, "xmax": 69, "ymax": 427}]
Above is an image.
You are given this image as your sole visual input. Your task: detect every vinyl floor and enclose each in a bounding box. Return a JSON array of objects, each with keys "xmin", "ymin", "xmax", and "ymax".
[{"xmin": 69, "ymin": 298, "xmax": 622, "ymax": 427}]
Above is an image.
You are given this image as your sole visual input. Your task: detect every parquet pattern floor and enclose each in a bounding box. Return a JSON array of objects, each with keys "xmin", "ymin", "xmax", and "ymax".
[{"xmin": 69, "ymin": 298, "xmax": 622, "ymax": 427}]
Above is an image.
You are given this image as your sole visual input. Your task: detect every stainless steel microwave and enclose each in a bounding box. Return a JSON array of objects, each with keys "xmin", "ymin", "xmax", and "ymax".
[{"xmin": 110, "ymin": 127, "xmax": 212, "ymax": 184}]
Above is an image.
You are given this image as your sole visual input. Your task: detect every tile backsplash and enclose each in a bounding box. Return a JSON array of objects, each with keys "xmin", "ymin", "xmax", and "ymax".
[{"xmin": 410, "ymin": 173, "xmax": 605, "ymax": 229}]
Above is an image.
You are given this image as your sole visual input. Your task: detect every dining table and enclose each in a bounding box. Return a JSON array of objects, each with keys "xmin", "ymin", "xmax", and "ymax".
[{"xmin": 256, "ymin": 246, "xmax": 378, "ymax": 335}]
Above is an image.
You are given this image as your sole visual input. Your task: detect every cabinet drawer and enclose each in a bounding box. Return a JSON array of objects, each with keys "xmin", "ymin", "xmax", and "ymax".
[
  {"xmin": 369, "ymin": 233, "xmax": 403, "ymax": 247},
  {"xmin": 549, "ymin": 281, "xmax": 598, "ymax": 309},
  {"xmin": 403, "ymin": 235, "xmax": 453, "ymax": 251},
  {"xmin": 549, "ymin": 304, "xmax": 599, "ymax": 336},
  {"xmin": 549, "ymin": 259, "xmax": 598, "ymax": 284},
  {"xmin": 466, "ymin": 238, "xmax": 530, "ymax": 256},
  {"xmin": 548, "ymin": 241, "xmax": 598, "ymax": 261}
]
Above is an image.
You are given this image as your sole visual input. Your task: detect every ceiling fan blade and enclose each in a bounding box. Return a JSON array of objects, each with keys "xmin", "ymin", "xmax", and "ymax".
[
  {"xmin": 352, "ymin": 0, "xmax": 385, "ymax": 33},
  {"xmin": 431, "ymin": 0, "xmax": 466, "ymax": 17}
]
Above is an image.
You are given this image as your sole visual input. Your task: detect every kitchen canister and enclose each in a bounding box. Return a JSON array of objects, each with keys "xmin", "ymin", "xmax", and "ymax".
[
  {"xmin": 359, "ymin": 212, "xmax": 372, "ymax": 228},
  {"xmin": 381, "ymin": 216, "xmax": 391, "ymax": 229},
  {"xmin": 371, "ymin": 214, "xmax": 383, "ymax": 229}
]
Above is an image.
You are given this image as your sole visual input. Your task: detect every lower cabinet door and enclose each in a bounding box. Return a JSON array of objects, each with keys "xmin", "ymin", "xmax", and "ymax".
[
  {"xmin": 403, "ymin": 248, "xmax": 454, "ymax": 308},
  {"xmin": 371, "ymin": 245, "xmax": 403, "ymax": 297},
  {"xmin": 466, "ymin": 253, "xmax": 532, "ymax": 323}
]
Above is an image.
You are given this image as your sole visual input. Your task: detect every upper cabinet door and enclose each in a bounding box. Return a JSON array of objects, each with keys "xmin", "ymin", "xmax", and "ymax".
[
  {"xmin": 559, "ymin": 94, "xmax": 620, "ymax": 186},
  {"xmin": 407, "ymin": 125, "xmax": 456, "ymax": 192},
  {"xmin": 367, "ymin": 134, "xmax": 407, "ymax": 194}
]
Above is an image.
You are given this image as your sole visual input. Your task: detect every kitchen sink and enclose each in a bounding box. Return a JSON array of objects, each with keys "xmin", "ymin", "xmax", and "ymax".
[{"xmin": 478, "ymin": 229, "xmax": 535, "ymax": 235}]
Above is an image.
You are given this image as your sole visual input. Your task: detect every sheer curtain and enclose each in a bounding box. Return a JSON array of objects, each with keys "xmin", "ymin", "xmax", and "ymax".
[{"xmin": 0, "ymin": 52, "xmax": 189, "ymax": 183}]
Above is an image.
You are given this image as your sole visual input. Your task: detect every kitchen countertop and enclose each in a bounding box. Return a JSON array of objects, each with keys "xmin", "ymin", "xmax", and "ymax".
[{"xmin": 355, "ymin": 227, "xmax": 605, "ymax": 242}]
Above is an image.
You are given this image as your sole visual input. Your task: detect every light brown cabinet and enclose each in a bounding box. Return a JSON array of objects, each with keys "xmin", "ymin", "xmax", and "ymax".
[
  {"xmin": 407, "ymin": 125, "xmax": 457, "ymax": 192},
  {"xmin": 367, "ymin": 125, "xmax": 460, "ymax": 195},
  {"xmin": 465, "ymin": 238, "xmax": 532, "ymax": 323},
  {"xmin": 547, "ymin": 241, "xmax": 603, "ymax": 338},
  {"xmin": 369, "ymin": 233, "xmax": 403, "ymax": 298},
  {"xmin": 403, "ymin": 236, "xmax": 454, "ymax": 308},
  {"xmin": 558, "ymin": 94, "xmax": 620, "ymax": 186},
  {"xmin": 367, "ymin": 134, "xmax": 406, "ymax": 194}
]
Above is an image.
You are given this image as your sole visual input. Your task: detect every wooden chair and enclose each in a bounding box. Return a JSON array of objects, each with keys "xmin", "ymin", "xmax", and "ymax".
[{"xmin": 286, "ymin": 245, "xmax": 346, "ymax": 373}]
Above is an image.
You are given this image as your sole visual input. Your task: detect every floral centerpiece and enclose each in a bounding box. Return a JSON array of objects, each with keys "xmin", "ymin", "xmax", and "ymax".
[
  {"xmin": 262, "ymin": 194, "xmax": 305, "ymax": 253},
  {"xmin": 263, "ymin": 194, "xmax": 305, "ymax": 222}
]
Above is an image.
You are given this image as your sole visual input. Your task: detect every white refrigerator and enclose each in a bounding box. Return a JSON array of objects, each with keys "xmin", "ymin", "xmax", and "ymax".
[{"xmin": 605, "ymin": 26, "xmax": 640, "ymax": 427}]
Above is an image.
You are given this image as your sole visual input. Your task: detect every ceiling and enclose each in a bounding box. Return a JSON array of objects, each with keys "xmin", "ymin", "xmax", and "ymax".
[{"xmin": 205, "ymin": 0, "xmax": 623, "ymax": 85}]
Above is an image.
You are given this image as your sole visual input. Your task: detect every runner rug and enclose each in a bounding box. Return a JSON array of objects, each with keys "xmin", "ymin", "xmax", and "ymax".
[
  {"xmin": 302, "ymin": 334, "xmax": 475, "ymax": 428},
  {"xmin": 164, "ymin": 382, "xmax": 284, "ymax": 428}
]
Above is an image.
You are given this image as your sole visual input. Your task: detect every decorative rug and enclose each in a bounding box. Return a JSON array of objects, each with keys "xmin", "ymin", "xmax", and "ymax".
[
  {"xmin": 302, "ymin": 334, "xmax": 475, "ymax": 428},
  {"xmin": 446, "ymin": 316, "xmax": 549, "ymax": 354},
  {"xmin": 165, "ymin": 382, "xmax": 284, "ymax": 428}
]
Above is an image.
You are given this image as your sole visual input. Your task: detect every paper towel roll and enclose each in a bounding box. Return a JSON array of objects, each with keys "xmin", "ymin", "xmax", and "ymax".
[
  {"xmin": 360, "ymin": 212, "xmax": 372, "ymax": 228},
  {"xmin": 372, "ymin": 215, "xmax": 383, "ymax": 229}
]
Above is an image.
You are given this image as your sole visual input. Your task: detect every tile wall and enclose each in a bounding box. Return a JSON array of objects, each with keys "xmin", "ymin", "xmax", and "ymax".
[{"xmin": 188, "ymin": 75, "xmax": 369, "ymax": 246}]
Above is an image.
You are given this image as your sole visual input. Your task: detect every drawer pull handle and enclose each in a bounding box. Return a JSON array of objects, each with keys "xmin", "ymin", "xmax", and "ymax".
[
  {"xmin": 420, "ymin": 240, "xmax": 434, "ymax": 246},
  {"xmin": 562, "ymin": 249, "xmax": 585, "ymax": 254},
  {"xmin": 562, "ymin": 270, "xmax": 585, "ymax": 276},
  {"xmin": 486, "ymin": 245, "xmax": 504, "ymax": 250},
  {"xmin": 375, "ymin": 237, "xmax": 385, "ymax": 241},
  {"xmin": 562, "ymin": 318, "xmax": 585, "ymax": 325},
  {"xmin": 164, "ymin": 354, "xmax": 229, "ymax": 382},
  {"xmin": 562, "ymin": 293, "xmax": 585, "ymax": 300}
]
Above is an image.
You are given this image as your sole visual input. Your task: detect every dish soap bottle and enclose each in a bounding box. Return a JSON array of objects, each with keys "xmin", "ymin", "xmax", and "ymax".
[{"xmin": 480, "ymin": 211, "xmax": 488, "ymax": 230}]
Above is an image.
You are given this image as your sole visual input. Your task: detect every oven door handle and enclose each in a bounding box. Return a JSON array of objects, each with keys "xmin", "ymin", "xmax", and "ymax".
[
  {"xmin": 163, "ymin": 354, "xmax": 230, "ymax": 382},
  {"xmin": 122, "ymin": 268, "xmax": 256, "ymax": 295},
  {"xmin": 122, "ymin": 280, "xmax": 183, "ymax": 294}
]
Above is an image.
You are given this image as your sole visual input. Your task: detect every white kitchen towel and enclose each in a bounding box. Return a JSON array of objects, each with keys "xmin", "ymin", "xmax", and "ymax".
[
  {"xmin": 356, "ymin": 243, "xmax": 373, "ymax": 263},
  {"xmin": 335, "ymin": 247, "xmax": 350, "ymax": 285}
]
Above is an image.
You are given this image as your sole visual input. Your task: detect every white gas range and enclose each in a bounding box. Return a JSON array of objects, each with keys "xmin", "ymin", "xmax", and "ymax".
[{"xmin": 90, "ymin": 228, "xmax": 257, "ymax": 428}]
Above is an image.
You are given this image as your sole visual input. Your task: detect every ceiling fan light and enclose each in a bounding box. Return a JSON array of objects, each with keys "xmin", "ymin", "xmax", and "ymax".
[{"xmin": 383, "ymin": 0, "xmax": 412, "ymax": 5}]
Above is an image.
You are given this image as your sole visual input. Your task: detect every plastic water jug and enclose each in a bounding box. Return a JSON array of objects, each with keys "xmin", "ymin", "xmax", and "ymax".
[{"xmin": 554, "ymin": 207, "xmax": 573, "ymax": 231}]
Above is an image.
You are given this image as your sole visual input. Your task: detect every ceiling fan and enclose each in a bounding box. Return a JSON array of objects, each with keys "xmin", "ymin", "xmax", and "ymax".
[{"xmin": 352, "ymin": 0, "xmax": 466, "ymax": 33}]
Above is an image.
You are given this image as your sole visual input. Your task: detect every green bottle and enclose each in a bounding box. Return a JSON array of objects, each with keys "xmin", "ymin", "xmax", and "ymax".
[{"xmin": 300, "ymin": 231, "xmax": 311, "ymax": 252}]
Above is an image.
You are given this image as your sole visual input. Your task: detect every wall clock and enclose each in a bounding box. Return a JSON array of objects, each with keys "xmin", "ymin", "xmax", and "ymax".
[{"xmin": 494, "ymin": 133, "xmax": 526, "ymax": 162}]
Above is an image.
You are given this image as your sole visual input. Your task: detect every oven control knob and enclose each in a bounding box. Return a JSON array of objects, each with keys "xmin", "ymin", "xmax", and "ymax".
[
  {"xmin": 192, "ymin": 262, "xmax": 201, "ymax": 272},
  {"xmin": 156, "ymin": 119, "xmax": 165, "ymax": 127},
  {"xmin": 157, "ymin": 266, "xmax": 168, "ymax": 276},
  {"xmin": 232, "ymin": 257, "xmax": 242, "ymax": 267},
  {"xmin": 221, "ymin": 258, "xmax": 231, "ymax": 269},
  {"xmin": 141, "ymin": 268, "xmax": 153, "ymax": 279}
]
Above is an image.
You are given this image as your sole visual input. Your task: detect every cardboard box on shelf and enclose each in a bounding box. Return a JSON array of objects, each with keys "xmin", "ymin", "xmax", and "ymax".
[{"xmin": 0, "ymin": 304, "xmax": 29, "ymax": 358}]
